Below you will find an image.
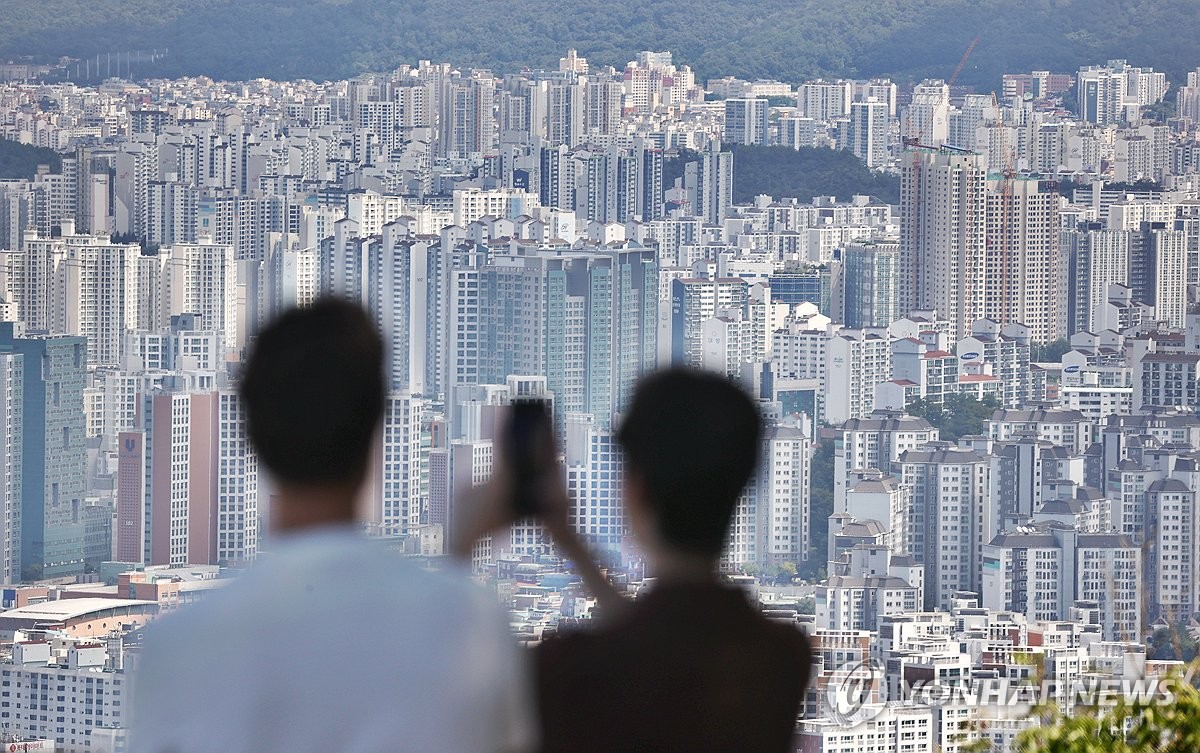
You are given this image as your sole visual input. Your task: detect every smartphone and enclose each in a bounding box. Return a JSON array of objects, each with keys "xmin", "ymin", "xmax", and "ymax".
[{"xmin": 506, "ymin": 399, "xmax": 554, "ymax": 517}]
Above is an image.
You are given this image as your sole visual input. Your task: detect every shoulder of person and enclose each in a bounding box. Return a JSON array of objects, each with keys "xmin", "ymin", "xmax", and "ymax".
[
  {"xmin": 534, "ymin": 624, "xmax": 601, "ymax": 666},
  {"xmin": 756, "ymin": 616, "xmax": 814, "ymax": 657},
  {"xmin": 379, "ymin": 558, "xmax": 514, "ymax": 624},
  {"xmin": 137, "ymin": 594, "xmax": 233, "ymax": 677}
]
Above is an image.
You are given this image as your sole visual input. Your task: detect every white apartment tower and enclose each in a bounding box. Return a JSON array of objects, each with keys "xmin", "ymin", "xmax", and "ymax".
[
  {"xmin": 584, "ymin": 75, "xmax": 623, "ymax": 138},
  {"xmin": 984, "ymin": 176, "xmax": 1061, "ymax": 342},
  {"xmin": 22, "ymin": 224, "xmax": 141, "ymax": 368},
  {"xmin": 983, "ymin": 525, "xmax": 1142, "ymax": 641},
  {"xmin": 161, "ymin": 239, "xmax": 238, "ymax": 352},
  {"xmin": 1077, "ymin": 64, "xmax": 1128, "ymax": 126},
  {"xmin": 850, "ymin": 98, "xmax": 889, "ymax": 168},
  {"xmin": 825, "ymin": 329, "xmax": 892, "ymax": 425},
  {"xmin": 834, "ymin": 413, "xmax": 939, "ymax": 514},
  {"xmin": 215, "ymin": 391, "xmax": 257, "ymax": 566},
  {"xmin": 564, "ymin": 413, "xmax": 625, "ymax": 556},
  {"xmin": 369, "ymin": 393, "xmax": 429, "ymax": 537},
  {"xmin": 671, "ymin": 277, "xmax": 748, "ymax": 368},
  {"xmin": 0, "ymin": 353, "xmax": 19, "ymax": 582},
  {"xmin": 796, "ymin": 80, "xmax": 853, "ymax": 121},
  {"xmin": 265, "ymin": 244, "xmax": 316, "ymax": 320},
  {"xmin": 723, "ymin": 98, "xmax": 769, "ymax": 146},
  {"xmin": 898, "ymin": 446, "xmax": 991, "ymax": 611},
  {"xmin": 761, "ymin": 422, "xmax": 812, "ymax": 565},
  {"xmin": 902, "ymin": 80, "xmax": 950, "ymax": 145},
  {"xmin": 900, "ymin": 150, "xmax": 987, "ymax": 341}
]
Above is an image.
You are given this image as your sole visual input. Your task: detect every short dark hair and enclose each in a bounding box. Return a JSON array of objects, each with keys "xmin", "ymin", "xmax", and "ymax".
[
  {"xmin": 616, "ymin": 368, "xmax": 762, "ymax": 558},
  {"xmin": 240, "ymin": 298, "xmax": 385, "ymax": 486}
]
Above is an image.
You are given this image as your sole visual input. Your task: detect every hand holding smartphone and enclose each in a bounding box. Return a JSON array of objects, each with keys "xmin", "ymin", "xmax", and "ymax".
[{"xmin": 504, "ymin": 399, "xmax": 555, "ymax": 518}]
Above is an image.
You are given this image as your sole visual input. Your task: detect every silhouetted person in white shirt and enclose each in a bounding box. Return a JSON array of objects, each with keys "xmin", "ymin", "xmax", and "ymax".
[{"xmin": 132, "ymin": 299, "xmax": 534, "ymax": 753}]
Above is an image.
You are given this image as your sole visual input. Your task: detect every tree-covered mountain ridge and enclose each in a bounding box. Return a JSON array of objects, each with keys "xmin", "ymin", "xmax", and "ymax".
[{"xmin": 2, "ymin": 0, "xmax": 1199, "ymax": 88}]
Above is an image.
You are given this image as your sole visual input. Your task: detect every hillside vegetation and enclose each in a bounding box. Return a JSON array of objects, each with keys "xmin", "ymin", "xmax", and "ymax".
[
  {"xmin": 729, "ymin": 146, "xmax": 900, "ymax": 204},
  {"xmin": 1, "ymin": 1, "xmax": 1200, "ymax": 87},
  {"xmin": 664, "ymin": 146, "xmax": 901, "ymax": 205},
  {"xmin": 0, "ymin": 139, "xmax": 61, "ymax": 180}
]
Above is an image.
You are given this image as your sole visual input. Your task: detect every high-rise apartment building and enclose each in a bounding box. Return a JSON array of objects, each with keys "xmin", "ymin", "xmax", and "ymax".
[
  {"xmin": 0, "ymin": 323, "xmax": 87, "ymax": 579},
  {"xmin": 898, "ymin": 446, "xmax": 990, "ymax": 611},
  {"xmin": 545, "ymin": 77, "xmax": 586, "ymax": 148},
  {"xmin": 983, "ymin": 524, "xmax": 1142, "ymax": 641},
  {"xmin": 1061, "ymin": 221, "xmax": 1130, "ymax": 335},
  {"xmin": 900, "ymin": 149, "xmax": 987, "ymax": 341},
  {"xmin": 841, "ymin": 242, "xmax": 899, "ymax": 329},
  {"xmin": 835, "ymin": 412, "xmax": 940, "ymax": 515},
  {"xmin": 1077, "ymin": 60, "xmax": 1166, "ymax": 126},
  {"xmin": 723, "ymin": 98, "xmax": 769, "ymax": 146},
  {"xmin": 215, "ymin": 391, "xmax": 257, "ymax": 567},
  {"xmin": 368, "ymin": 393, "xmax": 431, "ymax": 538},
  {"xmin": 760, "ymin": 421, "xmax": 812, "ymax": 566},
  {"xmin": 671, "ymin": 277, "xmax": 749, "ymax": 368},
  {"xmin": 1134, "ymin": 351, "xmax": 1199, "ymax": 412},
  {"xmin": 684, "ymin": 142, "xmax": 733, "ymax": 225},
  {"xmin": 849, "ymin": 98, "xmax": 889, "ymax": 167},
  {"xmin": 984, "ymin": 176, "xmax": 1061, "ymax": 342},
  {"xmin": 584, "ymin": 74, "xmax": 623, "ymax": 138},
  {"xmin": 319, "ymin": 227, "xmax": 450, "ymax": 396},
  {"xmin": 124, "ymin": 387, "xmax": 257, "ymax": 567},
  {"xmin": 635, "ymin": 142, "xmax": 664, "ymax": 221},
  {"xmin": 366, "ymin": 230, "xmax": 439, "ymax": 394},
  {"xmin": 722, "ymin": 418, "xmax": 812, "ymax": 571},
  {"xmin": 854, "ymin": 79, "xmax": 898, "ymax": 116},
  {"xmin": 1146, "ymin": 478, "xmax": 1199, "ymax": 621},
  {"xmin": 778, "ymin": 115, "xmax": 825, "ymax": 150},
  {"xmin": 957, "ymin": 319, "xmax": 1033, "ymax": 408},
  {"xmin": 21, "ymin": 223, "xmax": 141, "ymax": 368},
  {"xmin": 0, "ymin": 352, "xmax": 20, "ymax": 582},
  {"xmin": 796, "ymin": 80, "xmax": 853, "ymax": 122},
  {"xmin": 1129, "ymin": 221, "xmax": 1188, "ymax": 327},
  {"xmin": 441, "ymin": 72, "xmax": 497, "ymax": 158},
  {"xmin": 264, "ymin": 244, "xmax": 316, "ymax": 321},
  {"xmin": 825, "ymin": 329, "xmax": 892, "ymax": 424},
  {"xmin": 699, "ymin": 309, "xmax": 752, "ymax": 383},
  {"xmin": 145, "ymin": 180, "xmax": 199, "ymax": 247},
  {"xmin": 441, "ymin": 245, "xmax": 657, "ymax": 433},
  {"xmin": 159, "ymin": 239, "xmax": 238, "ymax": 352},
  {"xmin": 1077, "ymin": 64, "xmax": 1128, "ymax": 126},
  {"xmin": 564, "ymin": 413, "xmax": 624, "ymax": 556},
  {"xmin": 902, "ymin": 80, "xmax": 950, "ymax": 145},
  {"xmin": 0, "ymin": 640, "xmax": 131, "ymax": 750}
]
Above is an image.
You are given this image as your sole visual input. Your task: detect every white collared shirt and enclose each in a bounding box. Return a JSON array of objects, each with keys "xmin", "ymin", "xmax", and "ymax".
[{"xmin": 130, "ymin": 527, "xmax": 534, "ymax": 753}]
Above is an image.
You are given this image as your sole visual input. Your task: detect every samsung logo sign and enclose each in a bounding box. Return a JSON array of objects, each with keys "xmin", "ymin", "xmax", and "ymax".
[
  {"xmin": 1064, "ymin": 365, "xmax": 1080, "ymax": 374},
  {"xmin": 960, "ymin": 352, "xmax": 980, "ymax": 360}
]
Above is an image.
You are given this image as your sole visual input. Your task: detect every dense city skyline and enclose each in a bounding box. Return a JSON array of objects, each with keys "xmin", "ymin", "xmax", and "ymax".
[{"xmin": 0, "ymin": 40, "xmax": 1196, "ymax": 753}]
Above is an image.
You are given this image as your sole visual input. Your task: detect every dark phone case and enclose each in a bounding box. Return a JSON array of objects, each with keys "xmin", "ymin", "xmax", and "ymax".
[{"xmin": 508, "ymin": 400, "xmax": 552, "ymax": 517}]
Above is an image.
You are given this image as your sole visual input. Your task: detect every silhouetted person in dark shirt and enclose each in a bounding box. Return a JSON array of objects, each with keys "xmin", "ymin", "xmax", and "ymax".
[{"xmin": 534, "ymin": 368, "xmax": 813, "ymax": 753}]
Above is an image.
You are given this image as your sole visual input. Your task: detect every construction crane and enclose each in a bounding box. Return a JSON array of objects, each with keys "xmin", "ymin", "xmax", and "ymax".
[{"xmin": 947, "ymin": 35, "xmax": 981, "ymax": 89}]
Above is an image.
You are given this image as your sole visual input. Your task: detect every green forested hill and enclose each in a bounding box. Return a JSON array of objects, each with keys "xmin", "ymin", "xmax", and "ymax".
[
  {"xmin": 663, "ymin": 146, "xmax": 901, "ymax": 205},
  {"xmin": 729, "ymin": 146, "xmax": 901, "ymax": 204},
  {"xmin": 0, "ymin": 139, "xmax": 61, "ymax": 180},
  {"xmin": 1, "ymin": 0, "xmax": 1199, "ymax": 87}
]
